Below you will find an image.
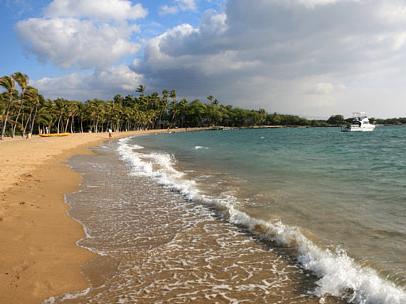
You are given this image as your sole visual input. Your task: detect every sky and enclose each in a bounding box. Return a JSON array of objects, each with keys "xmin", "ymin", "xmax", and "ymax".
[{"xmin": 1, "ymin": 0, "xmax": 406, "ymax": 118}]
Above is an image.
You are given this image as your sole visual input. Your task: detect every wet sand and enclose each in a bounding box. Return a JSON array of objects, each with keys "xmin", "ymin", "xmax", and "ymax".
[
  {"xmin": 0, "ymin": 129, "xmax": 204, "ymax": 304},
  {"xmin": 47, "ymin": 140, "xmax": 342, "ymax": 303}
]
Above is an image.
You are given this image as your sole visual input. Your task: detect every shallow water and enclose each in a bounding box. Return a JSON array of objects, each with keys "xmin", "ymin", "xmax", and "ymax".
[
  {"xmin": 122, "ymin": 127, "xmax": 406, "ymax": 303},
  {"xmin": 46, "ymin": 142, "xmax": 339, "ymax": 304},
  {"xmin": 47, "ymin": 127, "xmax": 406, "ymax": 303}
]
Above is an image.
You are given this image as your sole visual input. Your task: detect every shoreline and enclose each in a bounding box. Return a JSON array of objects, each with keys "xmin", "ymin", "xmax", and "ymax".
[
  {"xmin": 47, "ymin": 136, "xmax": 323, "ymax": 303},
  {"xmin": 116, "ymin": 129, "xmax": 406, "ymax": 303},
  {"xmin": 0, "ymin": 128, "xmax": 207, "ymax": 304}
]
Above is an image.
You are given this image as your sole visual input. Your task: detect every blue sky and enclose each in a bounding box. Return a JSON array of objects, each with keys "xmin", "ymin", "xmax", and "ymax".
[
  {"xmin": 2, "ymin": 0, "xmax": 406, "ymax": 117},
  {"xmin": 0, "ymin": 0, "xmax": 222, "ymax": 78}
]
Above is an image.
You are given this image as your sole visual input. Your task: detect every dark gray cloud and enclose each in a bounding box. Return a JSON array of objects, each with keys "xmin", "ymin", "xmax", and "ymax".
[
  {"xmin": 27, "ymin": 0, "xmax": 406, "ymax": 117},
  {"xmin": 134, "ymin": 0, "xmax": 406, "ymax": 117}
]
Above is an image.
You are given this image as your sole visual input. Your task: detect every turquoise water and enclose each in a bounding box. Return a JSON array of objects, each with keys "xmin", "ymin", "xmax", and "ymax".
[{"xmin": 129, "ymin": 127, "xmax": 406, "ymax": 301}]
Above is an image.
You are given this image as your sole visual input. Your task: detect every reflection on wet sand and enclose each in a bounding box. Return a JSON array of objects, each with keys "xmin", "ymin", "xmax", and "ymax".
[{"xmin": 47, "ymin": 143, "xmax": 341, "ymax": 303}]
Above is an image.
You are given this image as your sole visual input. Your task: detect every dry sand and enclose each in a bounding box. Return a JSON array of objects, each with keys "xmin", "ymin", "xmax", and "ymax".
[{"xmin": 0, "ymin": 129, "xmax": 200, "ymax": 304}]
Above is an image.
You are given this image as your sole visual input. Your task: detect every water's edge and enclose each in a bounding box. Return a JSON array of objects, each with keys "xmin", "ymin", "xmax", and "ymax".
[
  {"xmin": 44, "ymin": 133, "xmax": 406, "ymax": 304},
  {"xmin": 117, "ymin": 135, "xmax": 406, "ymax": 304}
]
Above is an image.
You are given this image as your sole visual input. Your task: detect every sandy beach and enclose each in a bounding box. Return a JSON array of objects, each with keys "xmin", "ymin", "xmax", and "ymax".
[{"xmin": 0, "ymin": 129, "xmax": 197, "ymax": 304}]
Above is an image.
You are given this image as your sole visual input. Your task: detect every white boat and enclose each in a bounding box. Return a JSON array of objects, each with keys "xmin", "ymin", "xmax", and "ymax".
[{"xmin": 341, "ymin": 112, "xmax": 376, "ymax": 132}]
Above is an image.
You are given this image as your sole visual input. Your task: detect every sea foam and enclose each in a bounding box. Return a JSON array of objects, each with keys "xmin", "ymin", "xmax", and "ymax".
[
  {"xmin": 195, "ymin": 145, "xmax": 209, "ymax": 150},
  {"xmin": 117, "ymin": 137, "xmax": 406, "ymax": 304},
  {"xmin": 43, "ymin": 288, "xmax": 91, "ymax": 304}
]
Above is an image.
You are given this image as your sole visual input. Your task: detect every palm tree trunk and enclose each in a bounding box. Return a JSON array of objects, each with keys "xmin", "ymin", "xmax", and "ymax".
[
  {"xmin": 1, "ymin": 101, "xmax": 12, "ymax": 140},
  {"xmin": 170, "ymin": 112, "xmax": 177, "ymax": 128},
  {"xmin": 1, "ymin": 95, "xmax": 15, "ymax": 139},
  {"xmin": 1, "ymin": 112, "xmax": 9, "ymax": 139},
  {"xmin": 57, "ymin": 114, "xmax": 62, "ymax": 133},
  {"xmin": 0, "ymin": 109, "xmax": 4, "ymax": 138},
  {"xmin": 20, "ymin": 114, "xmax": 26, "ymax": 136},
  {"xmin": 70, "ymin": 116, "xmax": 75, "ymax": 133},
  {"xmin": 12, "ymin": 103, "xmax": 23, "ymax": 137},
  {"xmin": 23, "ymin": 107, "xmax": 34, "ymax": 136},
  {"xmin": 30, "ymin": 105, "xmax": 38, "ymax": 135},
  {"xmin": 64, "ymin": 117, "xmax": 70, "ymax": 133}
]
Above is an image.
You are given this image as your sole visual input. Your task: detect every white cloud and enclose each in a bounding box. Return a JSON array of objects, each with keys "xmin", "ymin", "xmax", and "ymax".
[
  {"xmin": 135, "ymin": 0, "xmax": 406, "ymax": 116},
  {"xmin": 18, "ymin": 0, "xmax": 406, "ymax": 116},
  {"xmin": 176, "ymin": 0, "xmax": 197, "ymax": 11},
  {"xmin": 17, "ymin": 18, "xmax": 140, "ymax": 69},
  {"xmin": 16, "ymin": 0, "xmax": 147, "ymax": 69},
  {"xmin": 17, "ymin": 1, "xmax": 146, "ymax": 99},
  {"xmin": 33, "ymin": 66, "xmax": 143, "ymax": 100},
  {"xmin": 159, "ymin": 5, "xmax": 179, "ymax": 15},
  {"xmin": 308, "ymin": 82, "xmax": 345, "ymax": 95},
  {"xmin": 287, "ymin": 0, "xmax": 341, "ymax": 8},
  {"xmin": 201, "ymin": 11, "xmax": 227, "ymax": 34},
  {"xmin": 159, "ymin": 0, "xmax": 197, "ymax": 15},
  {"xmin": 379, "ymin": 2, "xmax": 406, "ymax": 22},
  {"xmin": 45, "ymin": 0, "xmax": 147, "ymax": 21}
]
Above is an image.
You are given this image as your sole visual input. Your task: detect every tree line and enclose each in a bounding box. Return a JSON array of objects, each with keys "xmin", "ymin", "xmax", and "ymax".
[
  {"xmin": 1, "ymin": 72, "xmax": 405, "ymax": 139},
  {"xmin": 325, "ymin": 114, "xmax": 406, "ymax": 126}
]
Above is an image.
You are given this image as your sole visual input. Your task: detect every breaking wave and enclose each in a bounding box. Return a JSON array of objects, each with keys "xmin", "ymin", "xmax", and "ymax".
[
  {"xmin": 195, "ymin": 145, "xmax": 209, "ymax": 150},
  {"xmin": 117, "ymin": 137, "xmax": 406, "ymax": 304}
]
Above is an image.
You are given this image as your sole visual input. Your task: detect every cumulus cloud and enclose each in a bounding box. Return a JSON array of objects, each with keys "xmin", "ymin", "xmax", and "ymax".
[
  {"xmin": 33, "ymin": 66, "xmax": 143, "ymax": 100},
  {"xmin": 307, "ymin": 82, "xmax": 346, "ymax": 95},
  {"xmin": 159, "ymin": 5, "xmax": 179, "ymax": 15},
  {"xmin": 16, "ymin": 0, "xmax": 146, "ymax": 69},
  {"xmin": 17, "ymin": 0, "xmax": 406, "ymax": 116},
  {"xmin": 136, "ymin": 0, "xmax": 406, "ymax": 116},
  {"xmin": 17, "ymin": 18, "xmax": 140, "ymax": 69},
  {"xmin": 45, "ymin": 0, "xmax": 147, "ymax": 21},
  {"xmin": 159, "ymin": 0, "xmax": 197, "ymax": 15},
  {"xmin": 176, "ymin": 0, "xmax": 197, "ymax": 11}
]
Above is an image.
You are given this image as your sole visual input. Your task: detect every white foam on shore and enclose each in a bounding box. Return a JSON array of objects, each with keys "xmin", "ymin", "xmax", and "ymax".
[
  {"xmin": 117, "ymin": 137, "xmax": 406, "ymax": 304},
  {"xmin": 64, "ymin": 194, "xmax": 108, "ymax": 257},
  {"xmin": 43, "ymin": 288, "xmax": 91, "ymax": 304}
]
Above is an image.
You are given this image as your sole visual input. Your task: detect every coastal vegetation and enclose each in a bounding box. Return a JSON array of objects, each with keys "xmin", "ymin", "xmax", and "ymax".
[{"xmin": 0, "ymin": 72, "xmax": 405, "ymax": 139}]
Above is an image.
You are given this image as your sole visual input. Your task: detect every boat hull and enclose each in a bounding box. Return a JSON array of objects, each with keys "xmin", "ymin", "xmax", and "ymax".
[
  {"xmin": 341, "ymin": 125, "xmax": 376, "ymax": 132},
  {"xmin": 39, "ymin": 133, "xmax": 70, "ymax": 137}
]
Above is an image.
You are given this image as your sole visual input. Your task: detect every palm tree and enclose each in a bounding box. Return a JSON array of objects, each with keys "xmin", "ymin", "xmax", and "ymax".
[
  {"xmin": 0, "ymin": 76, "xmax": 17, "ymax": 139},
  {"xmin": 64, "ymin": 101, "xmax": 79, "ymax": 133},
  {"xmin": 76, "ymin": 102, "xmax": 86, "ymax": 133},
  {"xmin": 207, "ymin": 95, "xmax": 219, "ymax": 105},
  {"xmin": 21, "ymin": 86, "xmax": 39, "ymax": 136},
  {"xmin": 12, "ymin": 72, "xmax": 28, "ymax": 90},
  {"xmin": 36, "ymin": 98, "xmax": 55, "ymax": 134},
  {"xmin": 86, "ymin": 99, "xmax": 107, "ymax": 132},
  {"xmin": 177, "ymin": 98, "xmax": 188, "ymax": 128},
  {"xmin": 160, "ymin": 90, "xmax": 169, "ymax": 126},
  {"xmin": 54, "ymin": 98, "xmax": 67, "ymax": 134},
  {"xmin": 11, "ymin": 72, "xmax": 29, "ymax": 137},
  {"xmin": 0, "ymin": 71, "xmax": 291, "ymax": 135},
  {"xmin": 169, "ymin": 90, "xmax": 177, "ymax": 127},
  {"xmin": 187, "ymin": 100, "xmax": 207, "ymax": 127},
  {"xmin": 136, "ymin": 85, "xmax": 145, "ymax": 97},
  {"xmin": 111, "ymin": 101, "xmax": 123, "ymax": 132}
]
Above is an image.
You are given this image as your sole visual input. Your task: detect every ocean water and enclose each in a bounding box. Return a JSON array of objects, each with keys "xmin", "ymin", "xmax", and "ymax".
[
  {"xmin": 123, "ymin": 127, "xmax": 406, "ymax": 303},
  {"xmin": 47, "ymin": 127, "xmax": 406, "ymax": 304}
]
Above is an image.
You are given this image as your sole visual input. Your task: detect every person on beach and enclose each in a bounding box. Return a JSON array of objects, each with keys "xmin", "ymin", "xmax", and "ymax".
[{"xmin": 108, "ymin": 128, "xmax": 113, "ymax": 138}]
